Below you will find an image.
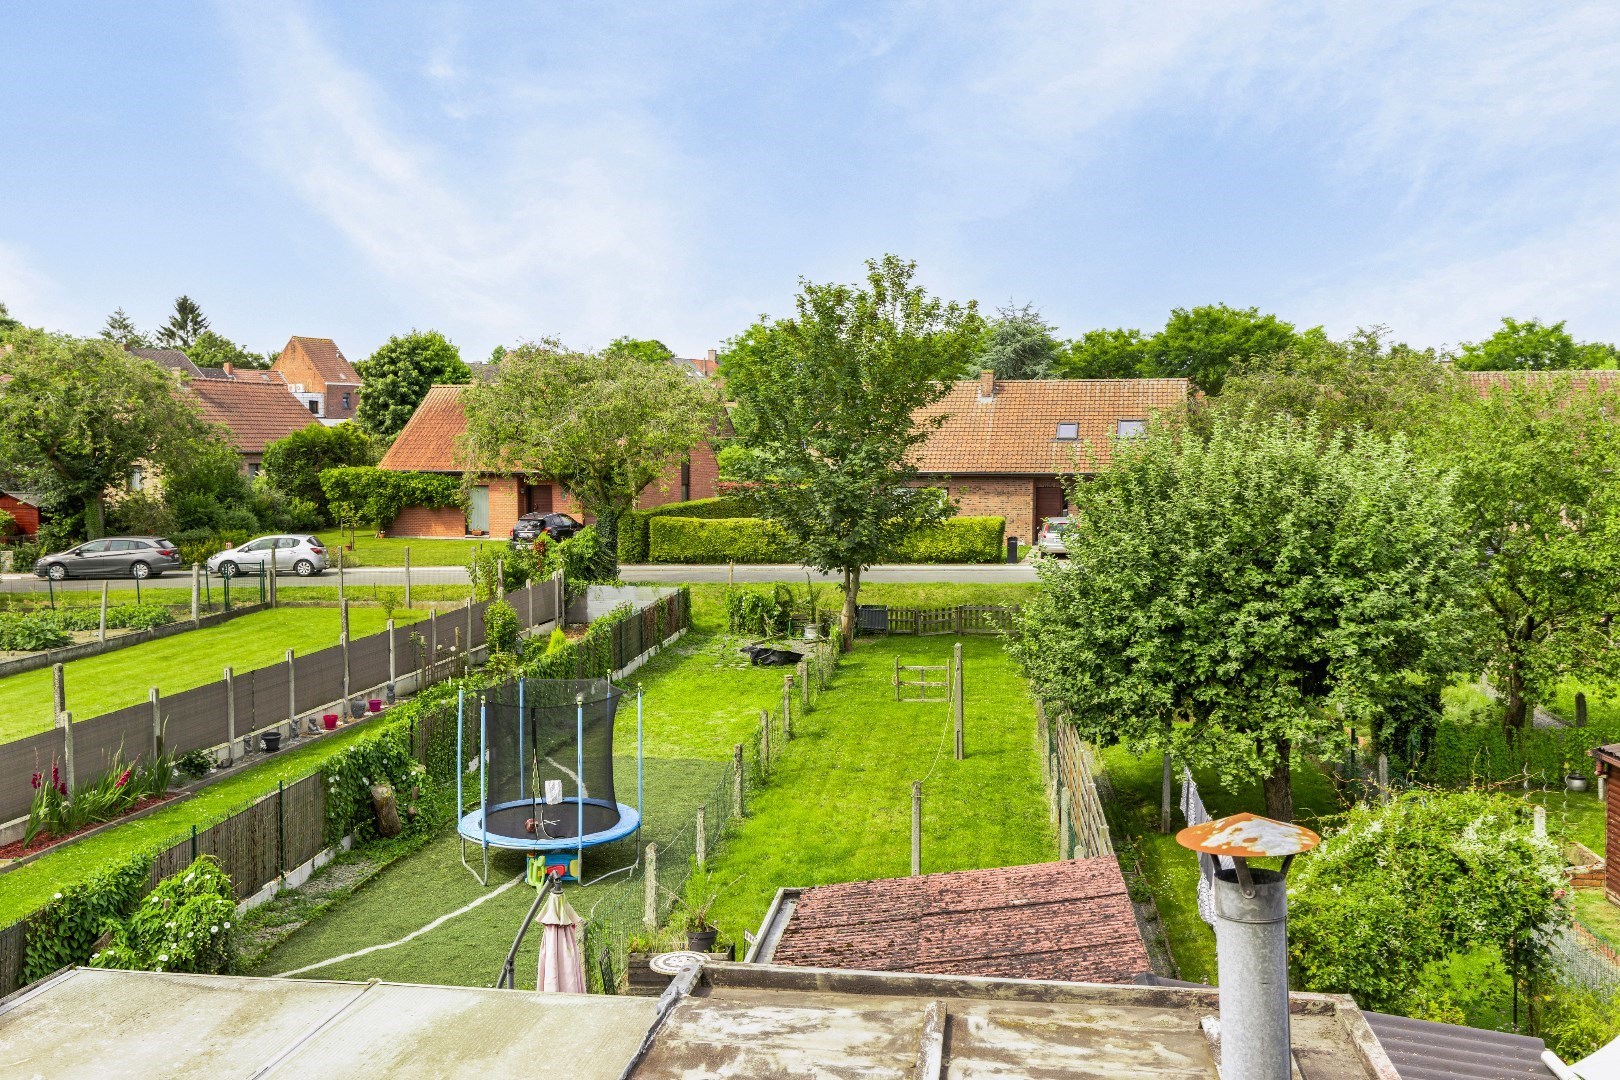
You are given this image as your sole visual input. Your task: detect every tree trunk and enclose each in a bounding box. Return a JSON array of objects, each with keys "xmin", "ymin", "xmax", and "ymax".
[
  {"xmin": 1503, "ymin": 660, "xmax": 1529, "ymax": 734},
  {"xmin": 1262, "ymin": 738, "xmax": 1293, "ymax": 823},
  {"xmin": 1160, "ymin": 753, "xmax": 1174, "ymax": 834},
  {"xmin": 84, "ymin": 492, "xmax": 106, "ymax": 540},
  {"xmin": 840, "ymin": 567, "xmax": 860, "ymax": 652},
  {"xmin": 370, "ymin": 783, "xmax": 403, "ymax": 837},
  {"xmin": 593, "ymin": 506, "xmax": 621, "ymax": 582}
]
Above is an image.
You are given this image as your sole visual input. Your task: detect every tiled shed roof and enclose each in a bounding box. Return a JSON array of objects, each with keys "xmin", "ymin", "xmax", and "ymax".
[
  {"xmin": 767, "ymin": 859, "xmax": 1151, "ymax": 984},
  {"xmin": 378, "ymin": 385, "xmax": 467, "ymax": 472},
  {"xmin": 913, "ymin": 375, "xmax": 1190, "ymax": 475},
  {"xmin": 1462, "ymin": 369, "xmax": 1620, "ymax": 395},
  {"xmin": 186, "ymin": 379, "xmax": 321, "ymax": 455},
  {"xmin": 127, "ymin": 347, "xmax": 202, "ymax": 378}
]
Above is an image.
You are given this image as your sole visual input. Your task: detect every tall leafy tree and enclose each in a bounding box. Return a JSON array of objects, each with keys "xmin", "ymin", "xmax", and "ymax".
[
  {"xmin": 1456, "ymin": 316, "xmax": 1580, "ymax": 371},
  {"xmin": 1146, "ymin": 303, "xmax": 1298, "ymax": 393},
  {"xmin": 1419, "ymin": 375, "xmax": 1620, "ymax": 731},
  {"xmin": 188, "ymin": 330, "xmax": 271, "ymax": 370},
  {"xmin": 1057, "ymin": 327, "xmax": 1151, "ymax": 379},
  {"xmin": 99, "ymin": 307, "xmax": 149, "ymax": 348},
  {"xmin": 461, "ymin": 340, "xmax": 720, "ymax": 579},
  {"xmin": 1010, "ymin": 415, "xmax": 1480, "ymax": 821},
  {"xmin": 604, "ymin": 337, "xmax": 676, "ymax": 366},
  {"xmin": 0, "ymin": 331, "xmax": 210, "ymax": 538},
  {"xmin": 155, "ymin": 295, "xmax": 210, "ymax": 349},
  {"xmin": 973, "ymin": 302, "xmax": 1062, "ymax": 379},
  {"xmin": 261, "ymin": 423, "xmax": 377, "ymax": 519},
  {"xmin": 1209, "ymin": 327, "xmax": 1458, "ymax": 439},
  {"xmin": 722, "ymin": 255, "xmax": 983, "ymax": 648},
  {"xmin": 355, "ymin": 330, "xmax": 470, "ymax": 439}
]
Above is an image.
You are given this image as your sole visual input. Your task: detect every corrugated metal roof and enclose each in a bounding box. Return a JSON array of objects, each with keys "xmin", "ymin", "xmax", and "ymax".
[{"xmin": 1363, "ymin": 1011, "xmax": 1557, "ymax": 1080}]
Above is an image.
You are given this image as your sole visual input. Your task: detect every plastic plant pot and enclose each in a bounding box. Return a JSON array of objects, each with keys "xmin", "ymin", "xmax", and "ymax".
[
  {"xmin": 323, "ymin": 714, "xmax": 339, "ymax": 730},
  {"xmin": 261, "ymin": 731, "xmax": 282, "ymax": 753},
  {"xmin": 368, "ymin": 699, "xmax": 383, "ymax": 714}
]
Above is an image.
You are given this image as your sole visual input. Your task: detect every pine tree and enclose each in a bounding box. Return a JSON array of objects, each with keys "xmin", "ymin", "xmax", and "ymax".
[
  {"xmin": 156, "ymin": 295, "xmax": 210, "ymax": 349},
  {"xmin": 100, "ymin": 307, "xmax": 149, "ymax": 347}
]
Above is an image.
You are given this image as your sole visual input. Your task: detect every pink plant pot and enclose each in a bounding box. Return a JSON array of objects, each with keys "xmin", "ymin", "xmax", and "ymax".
[
  {"xmin": 368, "ymin": 699, "xmax": 383, "ymax": 714},
  {"xmin": 322, "ymin": 714, "xmax": 339, "ymax": 730}
]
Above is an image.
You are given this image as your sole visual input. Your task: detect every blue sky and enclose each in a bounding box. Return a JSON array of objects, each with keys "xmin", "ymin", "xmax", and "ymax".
[{"xmin": 3, "ymin": 2, "xmax": 1618, "ymax": 363}]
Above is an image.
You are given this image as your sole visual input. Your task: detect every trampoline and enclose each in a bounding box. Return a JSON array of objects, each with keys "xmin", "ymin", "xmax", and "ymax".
[{"xmin": 456, "ymin": 677, "xmax": 643, "ymax": 885}]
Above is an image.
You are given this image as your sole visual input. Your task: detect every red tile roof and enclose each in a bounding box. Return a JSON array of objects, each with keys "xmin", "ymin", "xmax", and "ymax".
[
  {"xmin": 768, "ymin": 859, "xmax": 1151, "ymax": 984},
  {"xmin": 1462, "ymin": 369, "xmax": 1620, "ymax": 396},
  {"xmin": 913, "ymin": 376, "xmax": 1190, "ymax": 476},
  {"xmin": 378, "ymin": 385, "xmax": 467, "ymax": 472},
  {"xmin": 187, "ymin": 379, "xmax": 321, "ymax": 455}
]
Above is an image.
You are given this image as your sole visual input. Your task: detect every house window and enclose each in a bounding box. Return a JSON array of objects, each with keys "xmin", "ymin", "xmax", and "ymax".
[
  {"xmin": 1055, "ymin": 422, "xmax": 1079, "ymax": 440},
  {"xmin": 341, "ymin": 393, "xmax": 351, "ymax": 410},
  {"xmin": 307, "ymin": 400, "xmax": 320, "ymax": 415},
  {"xmin": 1117, "ymin": 419, "xmax": 1146, "ymax": 438}
]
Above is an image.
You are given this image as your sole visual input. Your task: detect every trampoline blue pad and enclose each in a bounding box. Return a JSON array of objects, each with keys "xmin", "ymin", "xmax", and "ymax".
[{"xmin": 457, "ymin": 797, "xmax": 641, "ymax": 851}]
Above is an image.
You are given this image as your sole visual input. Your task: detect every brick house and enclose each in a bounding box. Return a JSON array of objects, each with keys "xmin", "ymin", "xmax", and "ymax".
[
  {"xmin": 912, "ymin": 371, "xmax": 1192, "ymax": 543},
  {"xmin": 272, "ymin": 336, "xmax": 362, "ymax": 423},
  {"xmin": 187, "ymin": 378, "xmax": 324, "ymax": 475},
  {"xmin": 377, "ymin": 384, "xmax": 720, "ymax": 538}
]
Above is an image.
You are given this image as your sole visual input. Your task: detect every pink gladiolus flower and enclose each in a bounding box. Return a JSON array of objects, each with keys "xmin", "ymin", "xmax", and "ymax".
[
  {"xmin": 51, "ymin": 763, "xmax": 60, "ymax": 784},
  {"xmin": 115, "ymin": 768, "xmax": 131, "ymax": 789},
  {"xmin": 31, "ymin": 772, "xmax": 41, "ymax": 789},
  {"xmin": 57, "ymin": 781, "xmax": 67, "ymax": 796}
]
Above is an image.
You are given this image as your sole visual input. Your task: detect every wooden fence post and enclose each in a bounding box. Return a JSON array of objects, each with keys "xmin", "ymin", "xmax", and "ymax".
[
  {"xmin": 643, "ymin": 843, "xmax": 658, "ymax": 928},
  {"xmin": 733, "ymin": 744, "xmax": 745, "ymax": 817},
  {"xmin": 224, "ymin": 666, "xmax": 237, "ymax": 763},
  {"xmin": 953, "ymin": 605, "xmax": 962, "ymax": 635},
  {"xmin": 953, "ymin": 642, "xmax": 964, "ymax": 761},
  {"xmin": 782, "ymin": 676, "xmax": 793, "ymax": 739},
  {"xmin": 911, "ymin": 781, "xmax": 922, "ymax": 876},
  {"xmin": 799, "ymin": 660, "xmax": 809, "ymax": 711},
  {"xmin": 150, "ymin": 688, "xmax": 162, "ymax": 757},
  {"xmin": 1160, "ymin": 754, "xmax": 1173, "ymax": 834},
  {"xmin": 98, "ymin": 581, "xmax": 109, "ymax": 643},
  {"xmin": 58, "ymin": 710, "xmax": 74, "ymax": 793},
  {"xmin": 695, "ymin": 805, "xmax": 707, "ymax": 871},
  {"xmin": 1059, "ymin": 790, "xmax": 1072, "ymax": 859},
  {"xmin": 893, "ymin": 655, "xmax": 900, "ymax": 701},
  {"xmin": 403, "ymin": 545, "xmax": 413, "ymax": 610},
  {"xmin": 760, "ymin": 708, "xmax": 770, "ymax": 770}
]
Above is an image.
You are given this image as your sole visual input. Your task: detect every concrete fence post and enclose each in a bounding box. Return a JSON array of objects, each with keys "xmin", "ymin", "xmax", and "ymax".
[
  {"xmin": 191, "ymin": 563, "xmax": 201, "ymax": 623},
  {"xmin": 286, "ymin": 648, "xmax": 298, "ymax": 733},
  {"xmin": 953, "ymin": 642, "xmax": 964, "ymax": 761},
  {"xmin": 268, "ymin": 544, "xmax": 278, "ymax": 608},
  {"xmin": 341, "ymin": 599, "xmax": 352, "ymax": 709},
  {"xmin": 150, "ymin": 688, "xmax": 162, "ymax": 757},
  {"xmin": 496, "ymin": 558, "xmax": 505, "ymax": 599},
  {"xmin": 387, "ymin": 619, "xmax": 397, "ymax": 690},
  {"xmin": 337, "ymin": 546, "xmax": 346, "ymax": 604},
  {"xmin": 782, "ymin": 676, "xmax": 793, "ymax": 739},
  {"xmin": 695, "ymin": 805, "xmax": 707, "ymax": 871},
  {"xmin": 403, "ymin": 545, "xmax": 413, "ymax": 610},
  {"xmin": 643, "ymin": 843, "xmax": 658, "ymax": 929},
  {"xmin": 58, "ymin": 710, "xmax": 75, "ymax": 794},
  {"xmin": 98, "ymin": 581, "xmax": 109, "ymax": 643},
  {"xmin": 1377, "ymin": 754, "xmax": 1390, "ymax": 805},
  {"xmin": 52, "ymin": 662, "xmax": 65, "ymax": 725},
  {"xmin": 224, "ymin": 666, "xmax": 237, "ymax": 764},
  {"xmin": 429, "ymin": 610, "xmax": 438, "ymax": 677},
  {"xmin": 911, "ymin": 781, "xmax": 922, "ymax": 876}
]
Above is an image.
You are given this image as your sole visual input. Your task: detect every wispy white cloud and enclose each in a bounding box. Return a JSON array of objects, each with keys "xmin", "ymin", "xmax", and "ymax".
[
  {"xmin": 0, "ymin": 241, "xmax": 69, "ymax": 333},
  {"xmin": 216, "ymin": 2, "xmax": 701, "ymax": 352}
]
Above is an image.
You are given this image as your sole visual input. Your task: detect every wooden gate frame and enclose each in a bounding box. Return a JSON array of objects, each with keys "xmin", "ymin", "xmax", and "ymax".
[{"xmin": 893, "ymin": 655, "xmax": 953, "ymax": 703}]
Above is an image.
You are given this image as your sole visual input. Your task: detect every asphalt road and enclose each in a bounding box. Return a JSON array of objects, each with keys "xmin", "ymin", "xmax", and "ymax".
[{"xmin": 0, "ymin": 561, "xmax": 1039, "ymax": 594}]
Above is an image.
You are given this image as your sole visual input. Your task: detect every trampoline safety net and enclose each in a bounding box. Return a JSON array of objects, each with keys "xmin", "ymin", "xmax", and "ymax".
[{"xmin": 472, "ymin": 678, "xmax": 623, "ymax": 843}]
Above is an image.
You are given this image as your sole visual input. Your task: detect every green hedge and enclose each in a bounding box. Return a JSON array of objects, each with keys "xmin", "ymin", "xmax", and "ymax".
[
  {"xmin": 892, "ymin": 517, "xmax": 1005, "ymax": 563},
  {"xmin": 647, "ymin": 515, "xmax": 1006, "ymax": 565},
  {"xmin": 650, "ymin": 517, "xmax": 790, "ymax": 564},
  {"xmin": 319, "ymin": 467, "xmax": 463, "ymax": 530},
  {"xmin": 618, "ymin": 496, "xmax": 752, "ymax": 563},
  {"xmin": 1426, "ymin": 712, "xmax": 1620, "ymax": 787}
]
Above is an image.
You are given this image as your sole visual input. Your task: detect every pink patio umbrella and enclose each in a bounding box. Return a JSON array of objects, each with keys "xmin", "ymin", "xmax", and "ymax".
[{"xmin": 537, "ymin": 889, "xmax": 586, "ymax": 993}]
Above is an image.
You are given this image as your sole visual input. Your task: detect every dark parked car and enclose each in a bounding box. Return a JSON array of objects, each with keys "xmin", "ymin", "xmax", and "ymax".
[
  {"xmin": 34, "ymin": 537, "xmax": 184, "ymax": 580},
  {"xmin": 510, "ymin": 512, "xmax": 583, "ymax": 544}
]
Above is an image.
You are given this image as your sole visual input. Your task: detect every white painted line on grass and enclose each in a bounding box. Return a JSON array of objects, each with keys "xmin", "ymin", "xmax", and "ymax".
[{"xmin": 275, "ymin": 872, "xmax": 524, "ymax": 978}]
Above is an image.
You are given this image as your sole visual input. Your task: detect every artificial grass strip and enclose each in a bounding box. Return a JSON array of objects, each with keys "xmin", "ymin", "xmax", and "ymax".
[{"xmin": 0, "ymin": 606, "xmax": 424, "ymax": 744}]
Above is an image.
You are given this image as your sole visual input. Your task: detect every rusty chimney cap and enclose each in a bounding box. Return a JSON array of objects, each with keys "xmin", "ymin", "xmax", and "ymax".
[{"xmin": 1176, "ymin": 812, "xmax": 1320, "ymax": 859}]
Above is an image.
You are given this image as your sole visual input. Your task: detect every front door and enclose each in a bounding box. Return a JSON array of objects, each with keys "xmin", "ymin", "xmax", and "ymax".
[
  {"xmin": 1035, "ymin": 482, "xmax": 1065, "ymax": 531},
  {"xmin": 468, "ymin": 486, "xmax": 490, "ymax": 534},
  {"xmin": 527, "ymin": 483, "xmax": 553, "ymax": 514}
]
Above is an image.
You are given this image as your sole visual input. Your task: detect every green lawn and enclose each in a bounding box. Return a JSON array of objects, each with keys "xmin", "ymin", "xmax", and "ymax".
[
  {"xmin": 702, "ymin": 634, "xmax": 1051, "ymax": 948},
  {"xmin": 1573, "ymin": 889, "xmax": 1620, "ymax": 951},
  {"xmin": 669, "ymin": 581, "xmax": 1037, "ymax": 638},
  {"xmin": 0, "ymin": 605, "xmax": 423, "ymax": 744},
  {"xmin": 317, "ymin": 534, "xmax": 491, "ymax": 567},
  {"xmin": 250, "ymin": 628, "xmax": 793, "ymax": 988}
]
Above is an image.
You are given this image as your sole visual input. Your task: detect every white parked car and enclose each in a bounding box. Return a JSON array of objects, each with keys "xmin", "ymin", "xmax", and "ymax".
[
  {"xmin": 208, "ymin": 535, "xmax": 329, "ymax": 577},
  {"xmin": 1037, "ymin": 517, "xmax": 1071, "ymax": 557}
]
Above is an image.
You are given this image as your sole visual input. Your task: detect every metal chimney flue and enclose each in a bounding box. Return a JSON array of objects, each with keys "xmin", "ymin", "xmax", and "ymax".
[{"xmin": 1178, "ymin": 812, "xmax": 1320, "ymax": 1080}]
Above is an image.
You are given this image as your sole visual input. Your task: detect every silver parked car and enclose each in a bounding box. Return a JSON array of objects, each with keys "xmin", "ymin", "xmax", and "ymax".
[
  {"xmin": 34, "ymin": 537, "xmax": 183, "ymax": 580},
  {"xmin": 1036, "ymin": 517, "xmax": 1071, "ymax": 557},
  {"xmin": 208, "ymin": 535, "xmax": 329, "ymax": 577}
]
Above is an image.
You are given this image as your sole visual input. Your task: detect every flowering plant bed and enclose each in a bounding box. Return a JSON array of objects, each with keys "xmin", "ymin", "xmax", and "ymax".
[{"xmin": 0, "ymin": 792, "xmax": 181, "ymax": 864}]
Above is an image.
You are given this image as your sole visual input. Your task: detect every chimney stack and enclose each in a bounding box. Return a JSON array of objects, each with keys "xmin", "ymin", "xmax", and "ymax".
[
  {"xmin": 1177, "ymin": 813, "xmax": 1319, "ymax": 1080},
  {"xmin": 706, "ymin": 348, "xmax": 718, "ymax": 364},
  {"xmin": 222, "ymin": 362, "xmax": 234, "ymax": 378},
  {"xmin": 978, "ymin": 369, "xmax": 996, "ymax": 400}
]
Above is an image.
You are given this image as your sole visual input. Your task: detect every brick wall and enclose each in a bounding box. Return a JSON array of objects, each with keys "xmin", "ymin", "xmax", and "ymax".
[
  {"xmin": 486, "ymin": 477, "xmax": 520, "ymax": 538},
  {"xmin": 325, "ymin": 382, "xmax": 360, "ymax": 421},
  {"xmin": 637, "ymin": 442, "xmax": 722, "ymax": 509},
  {"xmin": 389, "ymin": 506, "xmax": 464, "ymax": 538},
  {"xmin": 689, "ymin": 442, "xmax": 720, "ymax": 500},
  {"xmin": 1608, "ymin": 771, "xmax": 1620, "ymax": 906},
  {"xmin": 922, "ymin": 475, "xmax": 1039, "ymax": 542}
]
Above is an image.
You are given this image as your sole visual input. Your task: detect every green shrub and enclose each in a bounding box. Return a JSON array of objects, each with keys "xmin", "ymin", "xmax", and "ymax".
[
  {"xmin": 8, "ymin": 540, "xmax": 42, "ymax": 573},
  {"xmin": 724, "ymin": 584, "xmax": 795, "ymax": 637},
  {"xmin": 484, "ymin": 599, "xmax": 520, "ymax": 655},
  {"xmin": 543, "ymin": 526, "xmax": 613, "ymax": 584},
  {"xmin": 649, "ymin": 517, "xmax": 790, "ymax": 564},
  {"xmin": 618, "ymin": 495, "xmax": 753, "ymax": 563},
  {"xmin": 24, "ymin": 853, "xmax": 151, "ymax": 983},
  {"xmin": 0, "ymin": 612, "xmax": 70, "ymax": 651},
  {"xmin": 471, "ymin": 543, "xmax": 537, "ymax": 600},
  {"xmin": 88, "ymin": 855, "xmax": 236, "ymax": 975},
  {"xmin": 319, "ymin": 466, "xmax": 463, "ymax": 532},
  {"xmin": 892, "ymin": 516, "xmax": 1005, "ymax": 563}
]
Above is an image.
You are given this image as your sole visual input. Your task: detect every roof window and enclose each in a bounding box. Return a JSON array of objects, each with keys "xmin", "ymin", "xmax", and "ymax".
[
  {"xmin": 1055, "ymin": 422, "xmax": 1079, "ymax": 440},
  {"xmin": 1117, "ymin": 419, "xmax": 1146, "ymax": 438}
]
